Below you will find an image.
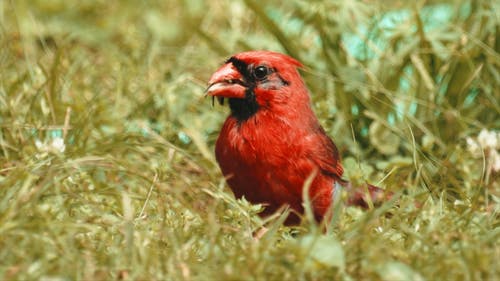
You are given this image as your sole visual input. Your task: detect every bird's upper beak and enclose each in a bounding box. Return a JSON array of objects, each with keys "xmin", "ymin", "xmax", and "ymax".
[{"xmin": 206, "ymin": 63, "xmax": 247, "ymax": 100}]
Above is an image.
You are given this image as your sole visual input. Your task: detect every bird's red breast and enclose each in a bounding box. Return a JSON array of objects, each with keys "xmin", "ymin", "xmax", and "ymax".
[{"xmin": 207, "ymin": 51, "xmax": 386, "ymax": 224}]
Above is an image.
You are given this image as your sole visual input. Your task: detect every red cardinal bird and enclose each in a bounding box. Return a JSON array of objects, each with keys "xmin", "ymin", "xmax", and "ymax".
[{"xmin": 207, "ymin": 51, "xmax": 388, "ymax": 224}]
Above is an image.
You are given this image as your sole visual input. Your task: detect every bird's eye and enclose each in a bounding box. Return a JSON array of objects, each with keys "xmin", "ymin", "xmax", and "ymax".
[{"xmin": 253, "ymin": 66, "xmax": 269, "ymax": 80}]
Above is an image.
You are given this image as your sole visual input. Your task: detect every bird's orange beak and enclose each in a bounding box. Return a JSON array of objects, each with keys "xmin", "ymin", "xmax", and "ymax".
[{"xmin": 206, "ymin": 63, "xmax": 247, "ymax": 100}]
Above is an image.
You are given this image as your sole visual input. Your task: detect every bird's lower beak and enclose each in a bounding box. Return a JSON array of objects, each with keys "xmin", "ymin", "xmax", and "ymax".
[
  {"xmin": 205, "ymin": 81, "xmax": 246, "ymax": 99},
  {"xmin": 205, "ymin": 62, "xmax": 247, "ymax": 105}
]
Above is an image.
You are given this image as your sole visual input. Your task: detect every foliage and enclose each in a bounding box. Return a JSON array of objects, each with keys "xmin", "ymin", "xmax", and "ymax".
[{"xmin": 0, "ymin": 0, "xmax": 498, "ymax": 280}]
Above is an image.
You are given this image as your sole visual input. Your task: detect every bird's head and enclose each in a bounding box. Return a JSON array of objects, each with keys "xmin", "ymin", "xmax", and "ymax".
[{"xmin": 206, "ymin": 51, "xmax": 308, "ymax": 121}]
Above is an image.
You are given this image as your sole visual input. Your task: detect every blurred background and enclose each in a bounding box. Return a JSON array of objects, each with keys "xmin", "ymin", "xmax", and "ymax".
[{"xmin": 1, "ymin": 0, "xmax": 498, "ymax": 280}]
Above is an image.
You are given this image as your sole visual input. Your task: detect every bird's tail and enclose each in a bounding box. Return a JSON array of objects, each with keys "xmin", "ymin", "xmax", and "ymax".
[{"xmin": 340, "ymin": 181, "xmax": 393, "ymax": 208}]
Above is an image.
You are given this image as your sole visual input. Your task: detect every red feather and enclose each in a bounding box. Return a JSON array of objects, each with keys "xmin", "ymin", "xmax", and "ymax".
[{"xmin": 207, "ymin": 51, "xmax": 390, "ymax": 224}]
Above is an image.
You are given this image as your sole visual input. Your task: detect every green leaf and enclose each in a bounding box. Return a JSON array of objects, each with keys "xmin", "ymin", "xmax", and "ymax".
[
  {"xmin": 377, "ymin": 261, "xmax": 425, "ymax": 281},
  {"xmin": 300, "ymin": 234, "xmax": 345, "ymax": 270}
]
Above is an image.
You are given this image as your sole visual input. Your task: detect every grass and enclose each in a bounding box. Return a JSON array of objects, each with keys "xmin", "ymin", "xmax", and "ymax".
[{"xmin": 0, "ymin": 0, "xmax": 499, "ymax": 280}]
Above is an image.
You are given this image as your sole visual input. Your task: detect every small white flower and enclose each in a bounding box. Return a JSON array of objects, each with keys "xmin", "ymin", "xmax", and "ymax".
[
  {"xmin": 466, "ymin": 129, "xmax": 499, "ymax": 174},
  {"xmin": 50, "ymin": 137, "xmax": 66, "ymax": 153},
  {"xmin": 477, "ymin": 129, "xmax": 498, "ymax": 149},
  {"xmin": 491, "ymin": 150, "xmax": 500, "ymax": 172},
  {"xmin": 466, "ymin": 137, "xmax": 480, "ymax": 155},
  {"xmin": 35, "ymin": 139, "xmax": 44, "ymax": 150},
  {"xmin": 35, "ymin": 137, "xmax": 66, "ymax": 153}
]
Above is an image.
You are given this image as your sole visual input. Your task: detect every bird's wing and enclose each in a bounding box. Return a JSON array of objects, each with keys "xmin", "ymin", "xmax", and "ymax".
[{"xmin": 305, "ymin": 125, "xmax": 344, "ymax": 179}]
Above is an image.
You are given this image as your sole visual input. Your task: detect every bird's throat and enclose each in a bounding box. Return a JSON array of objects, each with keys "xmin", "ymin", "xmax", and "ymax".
[{"xmin": 229, "ymin": 88, "xmax": 259, "ymax": 122}]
